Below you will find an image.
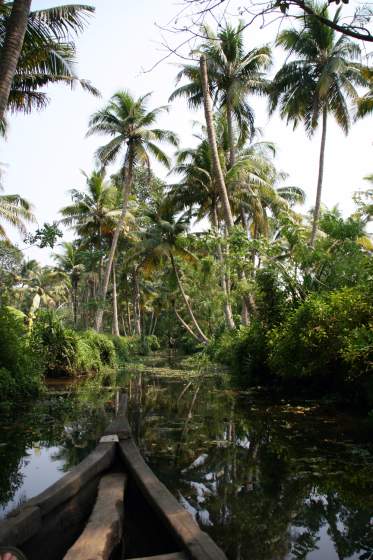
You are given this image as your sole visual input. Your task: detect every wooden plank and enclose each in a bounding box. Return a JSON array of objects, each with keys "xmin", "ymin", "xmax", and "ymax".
[
  {"xmin": 118, "ymin": 438, "xmax": 227, "ymax": 560},
  {"xmin": 27, "ymin": 442, "xmax": 116, "ymax": 516},
  {"xmin": 63, "ymin": 473, "xmax": 126, "ymax": 560},
  {"xmin": 22, "ymin": 476, "xmax": 101, "ymax": 560},
  {"xmin": 0, "ymin": 507, "xmax": 41, "ymax": 547},
  {"xmin": 131, "ymin": 554, "xmax": 188, "ymax": 560}
]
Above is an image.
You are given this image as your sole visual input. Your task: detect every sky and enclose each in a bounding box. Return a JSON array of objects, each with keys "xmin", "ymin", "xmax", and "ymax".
[{"xmin": 1, "ymin": 0, "xmax": 372, "ymax": 264}]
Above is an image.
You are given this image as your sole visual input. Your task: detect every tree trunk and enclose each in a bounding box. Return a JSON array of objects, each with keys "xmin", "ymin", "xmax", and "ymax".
[
  {"xmin": 212, "ymin": 206, "xmax": 235, "ymax": 330},
  {"xmin": 310, "ymin": 106, "xmax": 328, "ymax": 247},
  {"xmin": 95, "ymin": 147, "xmax": 134, "ymax": 331},
  {"xmin": 170, "ymin": 252, "xmax": 209, "ymax": 344},
  {"xmin": 174, "ymin": 306, "xmax": 202, "ymax": 343},
  {"xmin": 226, "ymin": 99, "xmax": 236, "ymax": 169},
  {"xmin": 72, "ymin": 281, "xmax": 78, "ymax": 329},
  {"xmin": 112, "ymin": 261, "xmax": 120, "ymax": 336},
  {"xmin": 0, "ymin": 0, "xmax": 32, "ymax": 122},
  {"xmin": 200, "ymin": 54, "xmax": 234, "ymax": 229},
  {"xmin": 133, "ymin": 268, "xmax": 141, "ymax": 336}
]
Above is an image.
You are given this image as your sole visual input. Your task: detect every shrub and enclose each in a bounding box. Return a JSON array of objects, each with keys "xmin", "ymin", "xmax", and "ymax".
[
  {"xmin": 268, "ymin": 287, "xmax": 373, "ymax": 396},
  {"xmin": 209, "ymin": 322, "xmax": 271, "ymax": 385},
  {"xmin": 0, "ymin": 306, "xmax": 43, "ymax": 399},
  {"xmin": 32, "ymin": 312, "xmax": 117, "ymax": 376}
]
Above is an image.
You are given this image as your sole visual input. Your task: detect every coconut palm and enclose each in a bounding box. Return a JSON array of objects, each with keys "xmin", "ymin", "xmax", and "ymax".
[
  {"xmin": 0, "ymin": 3, "xmax": 97, "ymax": 123},
  {"xmin": 54, "ymin": 242, "xmax": 85, "ymax": 327},
  {"xmin": 139, "ymin": 204, "xmax": 209, "ymax": 344},
  {"xmin": 170, "ymin": 21, "xmax": 272, "ymax": 168},
  {"xmin": 0, "ymin": 0, "xmax": 31, "ymax": 121},
  {"xmin": 170, "ymin": 137, "xmax": 236, "ymax": 329},
  {"xmin": 269, "ymin": 1, "xmax": 367, "ymax": 246},
  {"xmin": 60, "ymin": 170, "xmax": 122, "ymax": 252},
  {"xmin": 227, "ymin": 143, "xmax": 305, "ymax": 238},
  {"xmin": 0, "ymin": 185, "xmax": 35, "ymax": 240},
  {"xmin": 356, "ymin": 67, "xmax": 373, "ymax": 118},
  {"xmin": 87, "ymin": 90, "xmax": 179, "ymax": 331}
]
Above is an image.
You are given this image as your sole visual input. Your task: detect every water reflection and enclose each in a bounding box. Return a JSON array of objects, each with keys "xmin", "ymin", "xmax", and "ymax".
[
  {"xmin": 127, "ymin": 371, "xmax": 373, "ymax": 560},
  {"xmin": 0, "ymin": 389, "xmax": 115, "ymax": 518}
]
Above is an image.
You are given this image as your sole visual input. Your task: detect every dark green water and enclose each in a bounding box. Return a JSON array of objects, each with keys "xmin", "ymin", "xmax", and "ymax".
[{"xmin": 0, "ymin": 358, "xmax": 372, "ymax": 560}]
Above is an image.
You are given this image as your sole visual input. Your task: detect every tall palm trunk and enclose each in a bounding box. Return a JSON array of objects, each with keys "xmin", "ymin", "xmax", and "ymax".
[
  {"xmin": 170, "ymin": 252, "xmax": 209, "ymax": 344},
  {"xmin": 112, "ymin": 260, "xmax": 120, "ymax": 336},
  {"xmin": 72, "ymin": 280, "xmax": 78, "ymax": 328},
  {"xmin": 133, "ymin": 268, "xmax": 141, "ymax": 336},
  {"xmin": 226, "ymin": 99, "xmax": 236, "ymax": 169},
  {"xmin": 200, "ymin": 55, "xmax": 234, "ymax": 229},
  {"xmin": 95, "ymin": 146, "xmax": 133, "ymax": 331},
  {"xmin": 310, "ymin": 106, "xmax": 328, "ymax": 247},
  {"xmin": 212, "ymin": 206, "xmax": 235, "ymax": 330},
  {"xmin": 0, "ymin": 0, "xmax": 32, "ymax": 122},
  {"xmin": 228, "ymin": 95, "xmax": 251, "ymax": 326}
]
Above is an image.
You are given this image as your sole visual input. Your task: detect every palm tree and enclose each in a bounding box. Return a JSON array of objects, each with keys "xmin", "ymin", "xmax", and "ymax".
[
  {"xmin": 269, "ymin": 2, "xmax": 367, "ymax": 246},
  {"xmin": 0, "ymin": 3, "xmax": 97, "ymax": 123},
  {"xmin": 227, "ymin": 142, "xmax": 305, "ymax": 238},
  {"xmin": 60, "ymin": 170, "xmax": 121, "ymax": 254},
  {"xmin": 0, "ymin": 0, "xmax": 31, "ymax": 122},
  {"xmin": 54, "ymin": 242, "xmax": 84, "ymax": 328},
  {"xmin": 170, "ymin": 21, "xmax": 271, "ymax": 168},
  {"xmin": 139, "ymin": 204, "xmax": 209, "ymax": 344},
  {"xmin": 356, "ymin": 67, "xmax": 373, "ymax": 118},
  {"xmin": 87, "ymin": 90, "xmax": 179, "ymax": 332},
  {"xmin": 170, "ymin": 137, "xmax": 236, "ymax": 330},
  {"xmin": 0, "ymin": 185, "xmax": 35, "ymax": 240}
]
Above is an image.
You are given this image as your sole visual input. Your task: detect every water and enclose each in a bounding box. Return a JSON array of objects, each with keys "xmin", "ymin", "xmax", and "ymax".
[{"xmin": 0, "ymin": 358, "xmax": 372, "ymax": 560}]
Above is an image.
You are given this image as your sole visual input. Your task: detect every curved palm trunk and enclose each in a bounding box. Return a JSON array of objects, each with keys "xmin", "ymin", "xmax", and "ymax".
[
  {"xmin": 310, "ymin": 106, "xmax": 328, "ymax": 247},
  {"xmin": 112, "ymin": 260, "xmax": 120, "ymax": 336},
  {"xmin": 0, "ymin": 0, "xmax": 32, "ymax": 122},
  {"xmin": 212, "ymin": 206, "xmax": 235, "ymax": 330},
  {"xmin": 170, "ymin": 252, "xmax": 209, "ymax": 344},
  {"xmin": 95, "ymin": 147, "xmax": 133, "ymax": 331},
  {"xmin": 200, "ymin": 55, "xmax": 234, "ymax": 230}
]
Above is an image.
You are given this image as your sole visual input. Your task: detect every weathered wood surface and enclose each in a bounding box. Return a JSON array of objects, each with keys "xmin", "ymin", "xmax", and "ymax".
[
  {"xmin": 23, "ymin": 476, "xmax": 101, "ymax": 560},
  {"xmin": 0, "ymin": 507, "xmax": 41, "ymax": 547},
  {"xmin": 63, "ymin": 473, "xmax": 126, "ymax": 560},
  {"xmin": 118, "ymin": 433, "xmax": 227, "ymax": 560},
  {"xmin": 131, "ymin": 554, "xmax": 188, "ymax": 560}
]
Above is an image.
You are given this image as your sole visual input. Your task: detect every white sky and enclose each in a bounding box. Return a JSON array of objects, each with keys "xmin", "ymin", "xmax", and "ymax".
[{"xmin": 1, "ymin": 0, "xmax": 372, "ymax": 264}]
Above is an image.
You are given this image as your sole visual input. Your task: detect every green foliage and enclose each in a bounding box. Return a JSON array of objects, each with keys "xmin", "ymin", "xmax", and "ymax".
[
  {"xmin": 268, "ymin": 287, "xmax": 373, "ymax": 394},
  {"xmin": 32, "ymin": 312, "xmax": 116, "ymax": 377},
  {"xmin": 0, "ymin": 306, "xmax": 43, "ymax": 399}
]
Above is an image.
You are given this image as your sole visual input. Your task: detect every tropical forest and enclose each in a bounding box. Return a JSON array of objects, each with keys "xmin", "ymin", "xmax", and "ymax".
[{"xmin": 0, "ymin": 1, "xmax": 372, "ymax": 559}]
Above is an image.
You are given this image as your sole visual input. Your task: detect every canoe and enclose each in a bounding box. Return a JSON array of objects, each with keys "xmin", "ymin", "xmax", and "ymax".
[{"xmin": 0, "ymin": 395, "xmax": 227, "ymax": 560}]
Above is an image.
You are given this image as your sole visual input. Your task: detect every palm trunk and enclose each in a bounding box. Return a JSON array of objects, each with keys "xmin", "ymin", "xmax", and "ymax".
[
  {"xmin": 133, "ymin": 268, "xmax": 141, "ymax": 336},
  {"xmin": 95, "ymin": 146, "xmax": 133, "ymax": 331},
  {"xmin": 226, "ymin": 99, "xmax": 236, "ymax": 169},
  {"xmin": 170, "ymin": 252, "xmax": 209, "ymax": 344},
  {"xmin": 174, "ymin": 306, "xmax": 202, "ymax": 343},
  {"xmin": 200, "ymin": 54, "xmax": 234, "ymax": 229},
  {"xmin": 310, "ymin": 106, "xmax": 328, "ymax": 247},
  {"xmin": 0, "ymin": 0, "xmax": 32, "ymax": 122},
  {"xmin": 112, "ymin": 260, "xmax": 120, "ymax": 336},
  {"xmin": 212, "ymin": 206, "xmax": 235, "ymax": 330},
  {"xmin": 72, "ymin": 282, "xmax": 78, "ymax": 329}
]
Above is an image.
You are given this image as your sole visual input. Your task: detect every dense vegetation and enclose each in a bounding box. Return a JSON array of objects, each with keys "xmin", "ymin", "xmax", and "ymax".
[{"xmin": 0, "ymin": 2, "xmax": 372, "ymax": 409}]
